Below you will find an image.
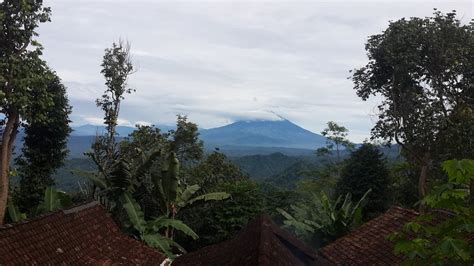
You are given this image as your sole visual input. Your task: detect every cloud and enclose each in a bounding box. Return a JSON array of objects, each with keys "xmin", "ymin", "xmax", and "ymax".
[
  {"xmin": 82, "ymin": 116, "xmax": 103, "ymax": 125},
  {"xmin": 40, "ymin": 0, "xmax": 472, "ymax": 142}
]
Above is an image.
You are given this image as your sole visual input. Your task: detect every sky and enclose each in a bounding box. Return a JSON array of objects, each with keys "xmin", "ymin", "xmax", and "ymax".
[{"xmin": 38, "ymin": 0, "xmax": 472, "ymax": 142}]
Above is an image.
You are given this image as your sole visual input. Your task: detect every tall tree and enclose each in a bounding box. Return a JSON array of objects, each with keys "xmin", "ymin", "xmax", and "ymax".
[
  {"xmin": 352, "ymin": 10, "xmax": 473, "ymax": 199},
  {"xmin": 14, "ymin": 73, "xmax": 71, "ymax": 212},
  {"xmin": 316, "ymin": 121, "xmax": 353, "ymax": 163},
  {"xmin": 0, "ymin": 0, "xmax": 52, "ymax": 223},
  {"xmin": 89, "ymin": 40, "xmax": 134, "ymax": 173},
  {"xmin": 335, "ymin": 143, "xmax": 390, "ymax": 218}
]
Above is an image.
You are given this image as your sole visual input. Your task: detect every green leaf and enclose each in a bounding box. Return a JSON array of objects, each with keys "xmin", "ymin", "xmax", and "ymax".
[
  {"xmin": 178, "ymin": 184, "xmax": 200, "ymax": 206},
  {"xmin": 438, "ymin": 237, "xmax": 470, "ymax": 261},
  {"xmin": 57, "ymin": 190, "xmax": 72, "ymax": 208},
  {"xmin": 151, "ymin": 216, "xmax": 198, "ymax": 240},
  {"xmin": 133, "ymin": 149, "xmax": 161, "ymax": 181},
  {"xmin": 120, "ymin": 192, "xmax": 146, "ymax": 233},
  {"xmin": 7, "ymin": 200, "xmax": 27, "ymax": 222},
  {"xmin": 185, "ymin": 192, "xmax": 230, "ymax": 206},
  {"xmin": 37, "ymin": 187, "xmax": 62, "ymax": 213},
  {"xmin": 142, "ymin": 233, "xmax": 181, "ymax": 259}
]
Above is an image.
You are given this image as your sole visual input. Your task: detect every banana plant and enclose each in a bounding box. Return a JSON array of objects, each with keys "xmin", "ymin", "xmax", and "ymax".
[
  {"xmin": 121, "ymin": 192, "xmax": 197, "ymax": 258},
  {"xmin": 74, "ymin": 149, "xmax": 162, "ymax": 209},
  {"xmin": 7, "ymin": 187, "xmax": 72, "ymax": 222},
  {"xmin": 7, "ymin": 200, "xmax": 27, "ymax": 223},
  {"xmin": 78, "ymin": 149, "xmax": 230, "ymax": 256},
  {"xmin": 35, "ymin": 187, "xmax": 72, "ymax": 214},
  {"xmin": 278, "ymin": 189, "xmax": 371, "ymax": 246},
  {"xmin": 153, "ymin": 152, "xmax": 230, "ymax": 225}
]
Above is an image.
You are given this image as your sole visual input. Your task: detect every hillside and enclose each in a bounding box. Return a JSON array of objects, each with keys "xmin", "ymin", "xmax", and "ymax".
[{"xmin": 232, "ymin": 152, "xmax": 303, "ymax": 180}]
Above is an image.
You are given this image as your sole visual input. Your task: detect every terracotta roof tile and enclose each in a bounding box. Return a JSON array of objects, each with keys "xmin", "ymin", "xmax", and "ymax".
[
  {"xmin": 0, "ymin": 201, "xmax": 165, "ymax": 265},
  {"xmin": 173, "ymin": 214, "xmax": 318, "ymax": 266},
  {"xmin": 316, "ymin": 206, "xmax": 420, "ymax": 265}
]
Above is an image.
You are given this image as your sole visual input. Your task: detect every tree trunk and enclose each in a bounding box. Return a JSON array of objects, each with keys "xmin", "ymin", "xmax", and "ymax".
[
  {"xmin": 417, "ymin": 153, "xmax": 431, "ymax": 212},
  {"xmin": 418, "ymin": 164, "xmax": 428, "ymax": 198},
  {"xmin": 0, "ymin": 113, "xmax": 19, "ymax": 224},
  {"xmin": 470, "ymin": 180, "xmax": 474, "ymax": 211}
]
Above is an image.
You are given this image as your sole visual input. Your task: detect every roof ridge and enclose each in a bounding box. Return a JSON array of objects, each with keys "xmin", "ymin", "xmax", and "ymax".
[
  {"xmin": 63, "ymin": 201, "xmax": 99, "ymax": 214},
  {"xmin": 0, "ymin": 200, "xmax": 99, "ymax": 230},
  {"xmin": 256, "ymin": 214, "xmax": 269, "ymax": 265}
]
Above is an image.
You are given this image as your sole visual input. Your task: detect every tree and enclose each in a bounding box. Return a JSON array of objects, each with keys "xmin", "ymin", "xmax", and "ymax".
[
  {"xmin": 352, "ymin": 10, "xmax": 474, "ymax": 199},
  {"xmin": 14, "ymin": 73, "xmax": 71, "ymax": 212},
  {"xmin": 186, "ymin": 150, "xmax": 247, "ymax": 191},
  {"xmin": 335, "ymin": 144, "xmax": 390, "ymax": 218},
  {"xmin": 389, "ymin": 161, "xmax": 419, "ymax": 208},
  {"xmin": 0, "ymin": 0, "xmax": 52, "ymax": 224},
  {"xmin": 91, "ymin": 39, "xmax": 134, "ymax": 170},
  {"xmin": 316, "ymin": 121, "xmax": 353, "ymax": 163},
  {"xmin": 168, "ymin": 115, "xmax": 203, "ymax": 167},
  {"xmin": 389, "ymin": 159, "xmax": 474, "ymax": 265},
  {"xmin": 178, "ymin": 179, "xmax": 265, "ymax": 250}
]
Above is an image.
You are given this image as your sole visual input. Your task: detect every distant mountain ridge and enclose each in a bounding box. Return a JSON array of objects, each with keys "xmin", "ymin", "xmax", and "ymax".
[
  {"xmin": 71, "ymin": 124, "xmax": 174, "ymax": 137},
  {"xmin": 71, "ymin": 119, "xmax": 326, "ymax": 152}
]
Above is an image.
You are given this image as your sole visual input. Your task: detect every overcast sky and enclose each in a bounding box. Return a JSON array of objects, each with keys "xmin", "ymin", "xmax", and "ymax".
[{"xmin": 39, "ymin": 0, "xmax": 472, "ymax": 142}]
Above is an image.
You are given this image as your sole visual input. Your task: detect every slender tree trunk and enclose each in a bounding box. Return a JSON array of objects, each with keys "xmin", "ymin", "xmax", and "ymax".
[
  {"xmin": 470, "ymin": 180, "xmax": 474, "ymax": 210},
  {"xmin": 0, "ymin": 112, "xmax": 19, "ymax": 224},
  {"xmin": 417, "ymin": 153, "xmax": 431, "ymax": 212},
  {"xmin": 418, "ymin": 164, "xmax": 428, "ymax": 198}
]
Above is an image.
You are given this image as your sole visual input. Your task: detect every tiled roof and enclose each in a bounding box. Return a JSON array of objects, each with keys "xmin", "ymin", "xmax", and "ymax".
[
  {"xmin": 316, "ymin": 206, "xmax": 419, "ymax": 265},
  {"xmin": 0, "ymin": 201, "xmax": 165, "ymax": 265},
  {"xmin": 173, "ymin": 214, "xmax": 318, "ymax": 266}
]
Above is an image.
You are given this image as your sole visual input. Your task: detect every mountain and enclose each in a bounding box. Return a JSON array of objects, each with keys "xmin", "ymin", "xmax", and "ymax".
[
  {"xmin": 66, "ymin": 119, "xmax": 326, "ymax": 157},
  {"xmin": 71, "ymin": 124, "xmax": 174, "ymax": 137},
  {"xmin": 200, "ymin": 119, "xmax": 326, "ymax": 150}
]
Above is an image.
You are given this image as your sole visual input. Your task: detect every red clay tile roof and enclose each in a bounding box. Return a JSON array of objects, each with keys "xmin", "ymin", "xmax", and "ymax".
[
  {"xmin": 173, "ymin": 213, "xmax": 318, "ymax": 266},
  {"xmin": 316, "ymin": 206, "xmax": 419, "ymax": 265},
  {"xmin": 0, "ymin": 201, "xmax": 165, "ymax": 265}
]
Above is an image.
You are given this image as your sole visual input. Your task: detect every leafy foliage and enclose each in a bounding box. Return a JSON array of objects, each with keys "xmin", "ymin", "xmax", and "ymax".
[
  {"xmin": 178, "ymin": 179, "xmax": 265, "ymax": 250},
  {"xmin": 352, "ymin": 10, "xmax": 474, "ymax": 199},
  {"xmin": 7, "ymin": 200, "xmax": 26, "ymax": 223},
  {"xmin": 278, "ymin": 189, "xmax": 371, "ymax": 247},
  {"xmin": 389, "ymin": 161, "xmax": 419, "ymax": 208},
  {"xmin": 7, "ymin": 187, "xmax": 72, "ymax": 223},
  {"xmin": 0, "ymin": 0, "xmax": 53, "ymax": 224},
  {"xmin": 335, "ymin": 144, "xmax": 390, "ymax": 218},
  {"xmin": 316, "ymin": 121, "xmax": 353, "ymax": 163},
  {"xmin": 389, "ymin": 159, "xmax": 474, "ymax": 265},
  {"xmin": 168, "ymin": 115, "xmax": 204, "ymax": 166},
  {"xmin": 95, "ymin": 40, "xmax": 134, "ymax": 163},
  {"xmin": 120, "ymin": 191, "xmax": 195, "ymax": 258},
  {"xmin": 186, "ymin": 151, "xmax": 247, "ymax": 191},
  {"xmin": 14, "ymin": 73, "xmax": 72, "ymax": 213}
]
